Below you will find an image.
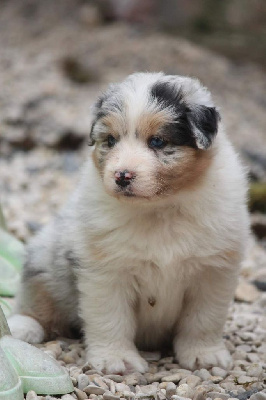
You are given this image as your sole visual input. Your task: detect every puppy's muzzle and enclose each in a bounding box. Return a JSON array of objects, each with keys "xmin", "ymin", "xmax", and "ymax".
[{"xmin": 115, "ymin": 170, "xmax": 135, "ymax": 188}]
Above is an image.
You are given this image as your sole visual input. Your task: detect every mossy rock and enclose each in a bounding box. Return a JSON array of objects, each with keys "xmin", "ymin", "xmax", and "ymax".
[{"xmin": 249, "ymin": 182, "xmax": 266, "ymax": 213}]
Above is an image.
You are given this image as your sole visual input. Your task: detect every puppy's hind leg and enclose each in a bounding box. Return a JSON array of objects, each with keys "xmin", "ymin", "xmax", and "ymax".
[
  {"xmin": 8, "ymin": 314, "xmax": 45, "ymax": 344},
  {"xmin": 9, "ymin": 266, "xmax": 59, "ymax": 344}
]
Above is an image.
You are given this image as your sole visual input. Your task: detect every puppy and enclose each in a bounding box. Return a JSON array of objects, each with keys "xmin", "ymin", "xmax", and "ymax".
[{"xmin": 9, "ymin": 72, "xmax": 249, "ymax": 373}]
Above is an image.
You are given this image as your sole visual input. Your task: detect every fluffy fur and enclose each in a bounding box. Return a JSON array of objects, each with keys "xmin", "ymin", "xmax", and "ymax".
[{"xmin": 9, "ymin": 72, "xmax": 249, "ymax": 373}]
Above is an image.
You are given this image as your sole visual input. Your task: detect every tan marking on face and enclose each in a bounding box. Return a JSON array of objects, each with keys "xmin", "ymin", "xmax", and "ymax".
[
  {"xmin": 101, "ymin": 111, "xmax": 126, "ymax": 138},
  {"xmin": 156, "ymin": 147, "xmax": 214, "ymax": 195},
  {"xmin": 137, "ymin": 110, "xmax": 173, "ymax": 140}
]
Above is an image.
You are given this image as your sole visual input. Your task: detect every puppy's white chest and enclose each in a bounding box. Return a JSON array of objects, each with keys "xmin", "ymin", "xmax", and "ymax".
[{"xmin": 115, "ymin": 211, "xmax": 196, "ymax": 268}]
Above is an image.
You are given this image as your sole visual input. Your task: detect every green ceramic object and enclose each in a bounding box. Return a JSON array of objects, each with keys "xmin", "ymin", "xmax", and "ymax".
[
  {"xmin": 0, "ymin": 206, "xmax": 24, "ymax": 297},
  {"xmin": 0, "ymin": 306, "xmax": 23, "ymax": 399},
  {"xmin": 0, "ymin": 307, "xmax": 74, "ymax": 395},
  {"xmin": 0, "ymin": 346, "xmax": 24, "ymax": 400},
  {"xmin": 0, "ymin": 206, "xmax": 74, "ymax": 396},
  {"xmin": 0, "ymin": 336, "xmax": 74, "ymax": 395}
]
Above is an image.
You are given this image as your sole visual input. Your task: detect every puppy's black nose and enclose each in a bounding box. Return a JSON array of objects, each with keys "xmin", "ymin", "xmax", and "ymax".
[{"xmin": 115, "ymin": 170, "xmax": 134, "ymax": 188}]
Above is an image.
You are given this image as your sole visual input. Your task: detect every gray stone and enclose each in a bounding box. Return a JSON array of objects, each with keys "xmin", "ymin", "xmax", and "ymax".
[
  {"xmin": 207, "ymin": 392, "xmax": 230, "ymax": 400},
  {"xmin": 125, "ymin": 374, "xmax": 141, "ymax": 386},
  {"xmin": 235, "ymin": 281, "xmax": 261, "ymax": 303},
  {"xmin": 233, "ymin": 350, "xmax": 248, "ymax": 361},
  {"xmin": 233, "ymin": 390, "xmax": 260, "ymax": 400},
  {"xmin": 135, "ymin": 394, "xmax": 156, "ymax": 399},
  {"xmin": 210, "ymin": 376, "xmax": 223, "ymax": 384},
  {"xmin": 257, "ymin": 343, "xmax": 266, "ymax": 353},
  {"xmin": 26, "ymin": 392, "xmax": 39, "ymax": 400},
  {"xmin": 46, "ymin": 342, "xmax": 62, "ymax": 358},
  {"xmin": 175, "ymin": 369, "xmax": 192, "ymax": 377},
  {"xmin": 246, "ymin": 363, "xmax": 263, "ymax": 377},
  {"xmin": 176, "ymin": 384, "xmax": 194, "ymax": 399},
  {"xmin": 92, "ymin": 377, "xmax": 109, "ymax": 390},
  {"xmin": 220, "ymin": 382, "xmax": 238, "ymax": 391},
  {"xmin": 104, "ymin": 374, "xmax": 124, "ymax": 383},
  {"xmin": 184, "ymin": 375, "xmax": 201, "ymax": 389},
  {"xmin": 250, "ymin": 393, "xmax": 266, "ymax": 400},
  {"xmin": 116, "ymin": 383, "xmax": 131, "ymax": 393},
  {"xmin": 84, "ymin": 384, "xmax": 106, "ymax": 395},
  {"xmin": 74, "ymin": 388, "xmax": 88, "ymax": 400},
  {"xmin": 161, "ymin": 373, "xmax": 182, "ymax": 383},
  {"xmin": 103, "ymin": 392, "xmax": 120, "ymax": 400},
  {"xmin": 211, "ymin": 368, "xmax": 227, "ymax": 379},
  {"xmin": 247, "ymin": 353, "xmax": 261, "ymax": 363},
  {"xmin": 171, "ymin": 397, "xmax": 191, "ymax": 400},
  {"xmin": 166, "ymin": 382, "xmax": 176, "ymax": 398},
  {"xmin": 238, "ymin": 332, "xmax": 257, "ymax": 341},
  {"xmin": 77, "ymin": 374, "xmax": 90, "ymax": 391},
  {"xmin": 194, "ymin": 369, "xmax": 211, "ymax": 381},
  {"xmin": 237, "ymin": 375, "xmax": 258, "ymax": 384},
  {"xmin": 124, "ymin": 391, "xmax": 136, "ymax": 400}
]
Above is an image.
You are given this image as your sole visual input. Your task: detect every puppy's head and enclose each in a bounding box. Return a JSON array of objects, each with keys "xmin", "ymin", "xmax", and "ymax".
[{"xmin": 89, "ymin": 73, "xmax": 220, "ymax": 201}]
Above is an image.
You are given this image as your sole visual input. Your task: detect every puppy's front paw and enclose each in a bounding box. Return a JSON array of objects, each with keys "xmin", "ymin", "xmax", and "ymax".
[
  {"xmin": 8, "ymin": 314, "xmax": 45, "ymax": 344},
  {"xmin": 87, "ymin": 348, "xmax": 148, "ymax": 374},
  {"xmin": 175, "ymin": 341, "xmax": 232, "ymax": 370}
]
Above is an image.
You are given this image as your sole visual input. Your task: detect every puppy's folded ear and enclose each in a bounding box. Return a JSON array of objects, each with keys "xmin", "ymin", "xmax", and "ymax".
[
  {"xmin": 88, "ymin": 132, "xmax": 95, "ymax": 146},
  {"xmin": 188, "ymin": 106, "xmax": 220, "ymax": 150},
  {"xmin": 88, "ymin": 95, "xmax": 106, "ymax": 146}
]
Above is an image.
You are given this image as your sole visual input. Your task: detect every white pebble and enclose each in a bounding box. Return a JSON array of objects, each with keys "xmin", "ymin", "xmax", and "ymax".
[
  {"xmin": 84, "ymin": 384, "xmax": 106, "ymax": 395},
  {"xmin": 74, "ymin": 387, "xmax": 88, "ymax": 400},
  {"xmin": 250, "ymin": 393, "xmax": 266, "ymax": 400},
  {"xmin": 237, "ymin": 375, "xmax": 258, "ymax": 384},
  {"xmin": 194, "ymin": 369, "xmax": 211, "ymax": 381},
  {"xmin": 103, "ymin": 391, "xmax": 120, "ymax": 400},
  {"xmin": 183, "ymin": 375, "xmax": 201, "ymax": 389},
  {"xmin": 104, "ymin": 374, "xmax": 124, "ymax": 383},
  {"xmin": 246, "ymin": 363, "xmax": 263, "ymax": 377},
  {"xmin": 26, "ymin": 391, "xmax": 38, "ymax": 400},
  {"xmin": 77, "ymin": 374, "xmax": 90, "ymax": 390},
  {"xmin": 161, "ymin": 373, "xmax": 181, "ymax": 383},
  {"xmin": 207, "ymin": 393, "xmax": 229, "ymax": 400},
  {"xmin": 247, "ymin": 353, "xmax": 260, "ymax": 363},
  {"xmin": 166, "ymin": 382, "xmax": 176, "ymax": 398},
  {"xmin": 116, "ymin": 383, "xmax": 131, "ymax": 393},
  {"xmin": 176, "ymin": 383, "xmax": 194, "ymax": 399},
  {"xmin": 124, "ymin": 391, "xmax": 136, "ymax": 400},
  {"xmin": 211, "ymin": 368, "xmax": 227, "ymax": 379}
]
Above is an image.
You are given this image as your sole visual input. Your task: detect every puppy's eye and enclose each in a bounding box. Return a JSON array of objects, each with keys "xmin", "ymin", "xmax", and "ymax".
[
  {"xmin": 107, "ymin": 135, "xmax": 117, "ymax": 148},
  {"xmin": 148, "ymin": 136, "xmax": 166, "ymax": 149}
]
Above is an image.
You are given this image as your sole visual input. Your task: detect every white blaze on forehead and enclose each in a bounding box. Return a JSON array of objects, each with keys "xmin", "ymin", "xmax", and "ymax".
[{"xmin": 120, "ymin": 72, "xmax": 167, "ymax": 137}]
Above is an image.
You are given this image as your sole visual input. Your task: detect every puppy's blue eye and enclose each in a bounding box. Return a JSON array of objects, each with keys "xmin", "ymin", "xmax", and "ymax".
[
  {"xmin": 107, "ymin": 135, "xmax": 117, "ymax": 148},
  {"xmin": 149, "ymin": 136, "xmax": 166, "ymax": 149}
]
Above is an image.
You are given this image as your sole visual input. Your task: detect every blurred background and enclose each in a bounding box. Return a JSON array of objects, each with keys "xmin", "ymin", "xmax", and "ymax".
[{"xmin": 0, "ymin": 0, "xmax": 266, "ymax": 244}]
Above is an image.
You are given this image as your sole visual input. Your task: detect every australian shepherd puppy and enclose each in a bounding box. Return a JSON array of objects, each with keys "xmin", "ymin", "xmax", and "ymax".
[{"xmin": 9, "ymin": 72, "xmax": 249, "ymax": 373}]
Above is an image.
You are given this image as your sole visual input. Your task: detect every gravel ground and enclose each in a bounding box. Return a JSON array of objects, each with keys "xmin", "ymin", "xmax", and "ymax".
[
  {"xmin": 23, "ymin": 295, "xmax": 266, "ymax": 400},
  {"xmin": 0, "ymin": 2, "xmax": 265, "ymax": 399}
]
